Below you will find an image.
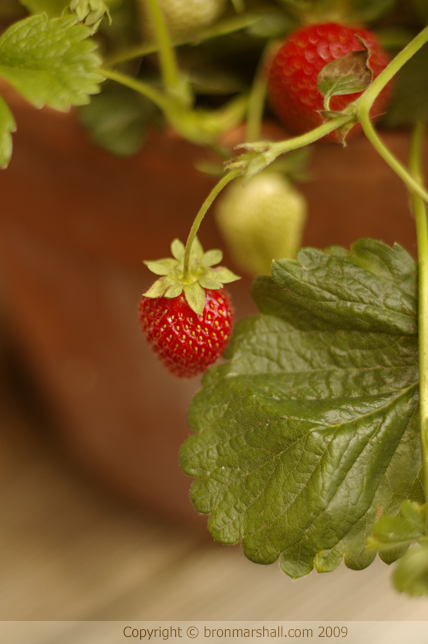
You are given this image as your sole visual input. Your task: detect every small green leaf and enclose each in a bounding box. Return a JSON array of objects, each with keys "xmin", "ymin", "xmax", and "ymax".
[
  {"xmin": 180, "ymin": 240, "xmax": 422, "ymax": 578},
  {"xmin": 317, "ymin": 43, "xmax": 372, "ymax": 107},
  {"xmin": 184, "ymin": 282, "xmax": 206, "ymax": 316},
  {"xmin": 368, "ymin": 516, "xmax": 424, "ymax": 551},
  {"xmin": 143, "ymin": 277, "xmax": 170, "ymax": 298},
  {"xmin": 400, "ymin": 500, "xmax": 428, "ymax": 530},
  {"xmin": 171, "ymin": 239, "xmax": 185, "ymax": 262},
  {"xmin": 0, "ymin": 94, "xmax": 16, "ymax": 169},
  {"xmin": 208, "ymin": 267, "xmax": 240, "ymax": 283},
  {"xmin": 201, "ymin": 249, "xmax": 223, "ymax": 267},
  {"xmin": 393, "ymin": 545, "xmax": 428, "ymax": 596},
  {"xmin": 144, "ymin": 258, "xmax": 178, "ymax": 275},
  {"xmin": 0, "ymin": 14, "xmax": 104, "ymax": 111}
]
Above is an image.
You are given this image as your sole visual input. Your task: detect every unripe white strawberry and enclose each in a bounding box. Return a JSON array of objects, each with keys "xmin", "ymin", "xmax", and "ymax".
[
  {"xmin": 215, "ymin": 172, "xmax": 307, "ymax": 276},
  {"xmin": 140, "ymin": 0, "xmax": 228, "ymax": 40}
]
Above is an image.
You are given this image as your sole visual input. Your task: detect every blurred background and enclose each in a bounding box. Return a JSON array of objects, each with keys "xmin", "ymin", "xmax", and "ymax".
[
  {"xmin": 0, "ymin": 86, "xmax": 425, "ymax": 626},
  {"xmin": 0, "ymin": 0, "xmax": 427, "ymax": 626}
]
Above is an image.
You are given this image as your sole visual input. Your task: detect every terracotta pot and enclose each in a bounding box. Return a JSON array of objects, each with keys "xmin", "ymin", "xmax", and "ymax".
[{"xmin": 0, "ymin": 84, "xmax": 419, "ymax": 527}]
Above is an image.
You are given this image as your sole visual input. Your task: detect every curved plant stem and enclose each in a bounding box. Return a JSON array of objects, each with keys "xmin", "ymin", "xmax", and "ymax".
[
  {"xmin": 183, "ymin": 170, "xmax": 241, "ymax": 279},
  {"xmin": 99, "ymin": 68, "xmax": 169, "ymax": 111},
  {"xmin": 229, "ymin": 113, "xmax": 354, "ymax": 179},
  {"xmin": 139, "ymin": 0, "xmax": 189, "ymax": 102},
  {"xmin": 359, "ymin": 110, "xmax": 428, "ymax": 205},
  {"xmin": 409, "ymin": 122, "xmax": 428, "ymax": 498}
]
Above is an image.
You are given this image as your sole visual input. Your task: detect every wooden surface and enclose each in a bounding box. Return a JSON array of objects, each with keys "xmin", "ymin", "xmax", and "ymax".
[{"xmin": 0, "ymin": 344, "xmax": 427, "ymax": 625}]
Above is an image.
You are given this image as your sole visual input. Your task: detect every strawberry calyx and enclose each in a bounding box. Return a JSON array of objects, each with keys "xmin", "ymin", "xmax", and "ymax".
[{"xmin": 143, "ymin": 237, "xmax": 240, "ymax": 315}]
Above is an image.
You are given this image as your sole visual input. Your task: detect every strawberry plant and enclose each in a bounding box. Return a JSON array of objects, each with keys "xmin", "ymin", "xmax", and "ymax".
[{"xmin": 2, "ymin": 0, "xmax": 428, "ymax": 599}]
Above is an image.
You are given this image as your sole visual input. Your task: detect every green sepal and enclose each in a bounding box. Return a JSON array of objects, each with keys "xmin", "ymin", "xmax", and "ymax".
[
  {"xmin": 201, "ymin": 249, "xmax": 223, "ymax": 267},
  {"xmin": 208, "ymin": 267, "xmax": 240, "ymax": 283},
  {"xmin": 184, "ymin": 282, "xmax": 206, "ymax": 316},
  {"xmin": 143, "ymin": 277, "xmax": 170, "ymax": 298},
  {"xmin": 144, "ymin": 258, "xmax": 178, "ymax": 275},
  {"xmin": 171, "ymin": 239, "xmax": 185, "ymax": 262},
  {"xmin": 189, "ymin": 236, "xmax": 204, "ymax": 262},
  {"xmin": 143, "ymin": 237, "xmax": 240, "ymax": 308},
  {"xmin": 199, "ymin": 277, "xmax": 223, "ymax": 290},
  {"xmin": 165, "ymin": 283, "xmax": 184, "ymax": 298}
]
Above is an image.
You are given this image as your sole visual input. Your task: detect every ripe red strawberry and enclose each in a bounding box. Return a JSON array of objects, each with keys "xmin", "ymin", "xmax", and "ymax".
[
  {"xmin": 267, "ymin": 22, "xmax": 392, "ymax": 141},
  {"xmin": 139, "ymin": 237, "xmax": 238, "ymax": 378},
  {"xmin": 139, "ymin": 288, "xmax": 233, "ymax": 378}
]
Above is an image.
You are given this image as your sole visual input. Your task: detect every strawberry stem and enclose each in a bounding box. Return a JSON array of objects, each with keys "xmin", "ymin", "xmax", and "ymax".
[
  {"xmin": 358, "ymin": 109, "xmax": 428, "ymax": 206},
  {"xmin": 409, "ymin": 122, "xmax": 428, "ymax": 499},
  {"xmin": 183, "ymin": 169, "xmax": 241, "ymax": 280}
]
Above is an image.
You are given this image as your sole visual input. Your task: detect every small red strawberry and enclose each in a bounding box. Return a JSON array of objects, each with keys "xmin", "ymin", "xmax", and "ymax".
[
  {"xmin": 139, "ymin": 238, "xmax": 238, "ymax": 378},
  {"xmin": 267, "ymin": 22, "xmax": 392, "ymax": 141}
]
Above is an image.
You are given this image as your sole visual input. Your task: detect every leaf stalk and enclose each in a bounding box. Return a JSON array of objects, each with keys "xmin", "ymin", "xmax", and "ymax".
[
  {"xmin": 138, "ymin": 0, "xmax": 190, "ymax": 104},
  {"xmin": 409, "ymin": 123, "xmax": 428, "ymax": 499}
]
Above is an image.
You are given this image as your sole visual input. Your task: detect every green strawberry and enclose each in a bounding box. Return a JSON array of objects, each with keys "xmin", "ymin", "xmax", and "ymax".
[
  {"xmin": 215, "ymin": 171, "xmax": 307, "ymax": 276},
  {"xmin": 140, "ymin": 0, "xmax": 228, "ymax": 40}
]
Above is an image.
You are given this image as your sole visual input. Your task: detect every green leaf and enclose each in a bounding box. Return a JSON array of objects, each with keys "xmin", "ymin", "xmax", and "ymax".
[
  {"xmin": 347, "ymin": 0, "xmax": 397, "ymax": 23},
  {"xmin": 407, "ymin": 0, "xmax": 428, "ymax": 24},
  {"xmin": 78, "ymin": 83, "xmax": 158, "ymax": 157},
  {"xmin": 69, "ymin": 0, "xmax": 111, "ymax": 33},
  {"xmin": 0, "ymin": 14, "xmax": 104, "ymax": 111},
  {"xmin": 19, "ymin": 0, "xmax": 70, "ymax": 16},
  {"xmin": 184, "ymin": 282, "xmax": 206, "ymax": 316},
  {"xmin": 383, "ymin": 42, "xmax": 428, "ymax": 127},
  {"xmin": 317, "ymin": 43, "xmax": 372, "ymax": 107},
  {"xmin": 180, "ymin": 239, "xmax": 423, "ymax": 578},
  {"xmin": 0, "ymin": 94, "xmax": 16, "ymax": 169},
  {"xmin": 393, "ymin": 545, "xmax": 428, "ymax": 596}
]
